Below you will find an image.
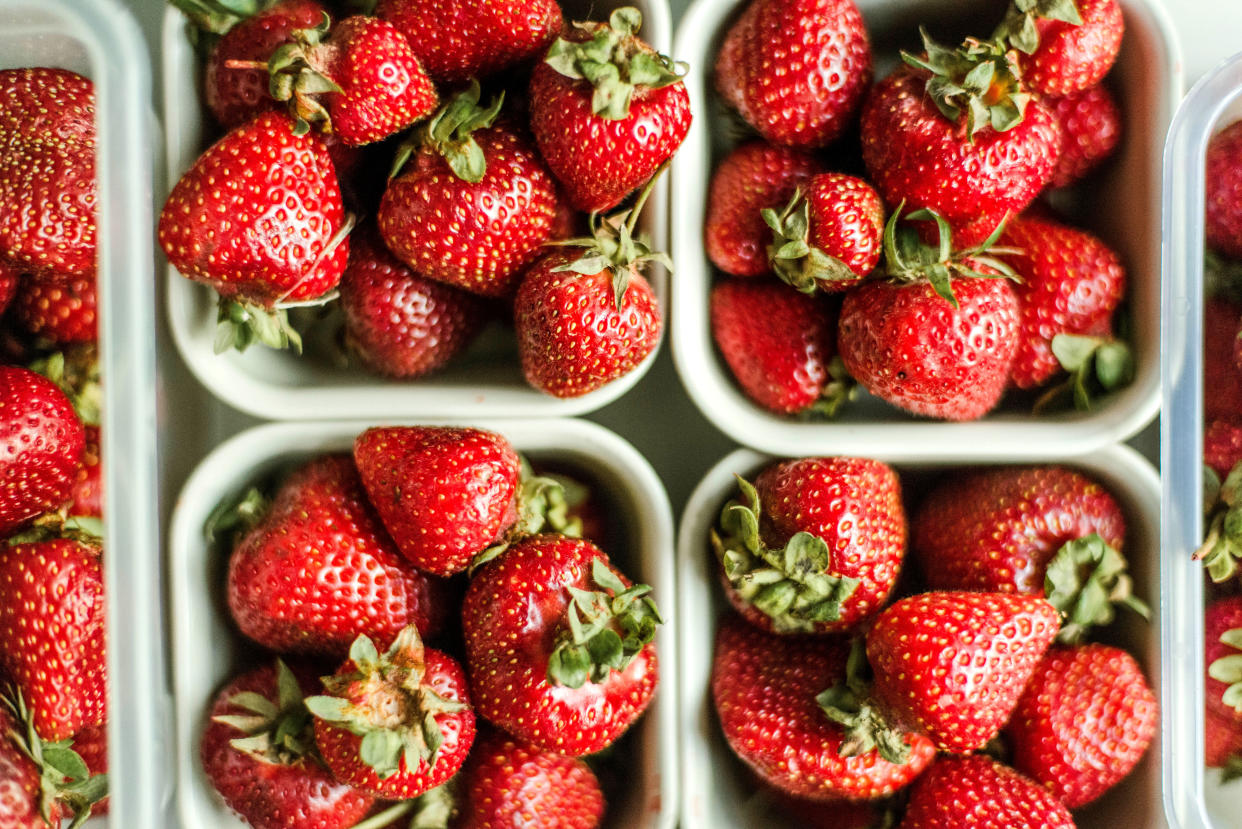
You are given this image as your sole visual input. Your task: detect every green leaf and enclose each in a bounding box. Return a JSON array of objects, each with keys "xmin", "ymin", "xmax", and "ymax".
[
  {"xmin": 1052, "ymin": 333, "xmax": 1101, "ymax": 371},
  {"xmin": 592, "ymin": 558, "xmax": 627, "ymax": 595},
  {"xmin": 1095, "ymin": 340, "xmax": 1134, "ymax": 389},
  {"xmin": 1210, "ymin": 654, "xmax": 1242, "ymax": 685},
  {"xmin": 304, "ymin": 695, "xmax": 352, "ymax": 723},
  {"xmin": 1221, "ymin": 628, "xmax": 1242, "ymax": 650},
  {"xmin": 42, "ymin": 746, "xmax": 89, "ymax": 781},
  {"xmin": 360, "ymin": 729, "xmax": 403, "ymax": 778},
  {"xmin": 547, "ymin": 644, "xmax": 591, "ymax": 689},
  {"xmin": 349, "ymin": 635, "xmax": 381, "ymax": 671},
  {"xmin": 229, "ymin": 692, "xmax": 279, "ymax": 719}
]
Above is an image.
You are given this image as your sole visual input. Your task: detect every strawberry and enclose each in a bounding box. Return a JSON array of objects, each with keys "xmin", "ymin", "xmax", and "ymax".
[
  {"xmin": 1006, "ymin": 644, "xmax": 1157, "ymax": 808},
  {"xmin": 999, "ymin": 0, "xmax": 1124, "ymax": 98},
  {"xmin": 711, "ymin": 457, "xmax": 905, "ymax": 634},
  {"xmin": 899, "ymin": 755, "xmax": 1075, "ymax": 829},
  {"xmin": 1207, "ymin": 707, "xmax": 1242, "ymax": 770},
  {"xmin": 0, "ymin": 366, "xmax": 85, "ymax": 534},
  {"xmin": 1207, "ymin": 597, "xmax": 1242, "ymax": 726},
  {"xmin": 377, "ymin": 0, "xmax": 561, "ymax": 84},
  {"xmin": 11, "ymin": 274, "xmax": 98, "ymax": 345},
  {"xmin": 68, "ymin": 426, "xmax": 102, "ymax": 520},
  {"xmin": 1205, "ymin": 294, "xmax": 1242, "ymax": 421},
  {"xmin": 463, "ymin": 535, "xmax": 661, "ymax": 756},
  {"xmin": 1197, "ymin": 433, "xmax": 1242, "ymax": 582},
  {"xmin": 1206, "ymin": 419, "xmax": 1242, "ymax": 480},
  {"xmin": 0, "ymin": 68, "xmax": 96, "ymax": 279},
  {"xmin": 378, "ymin": 84, "xmax": 558, "ymax": 298},
  {"xmin": 225, "ymin": 455, "xmax": 447, "ymax": 658},
  {"xmin": 529, "ymin": 8, "xmax": 690, "ymax": 213},
  {"xmin": 72, "ymin": 723, "xmax": 107, "ymax": 816},
  {"xmin": 1207, "ymin": 121, "xmax": 1242, "ymax": 260},
  {"xmin": 713, "ymin": 0, "xmax": 872, "ymax": 150},
  {"xmin": 158, "ymin": 111, "xmax": 351, "ymax": 353},
  {"xmin": 1047, "ymin": 83, "xmax": 1123, "ymax": 188},
  {"xmin": 0, "ymin": 262, "xmax": 19, "ymax": 316},
  {"xmin": 201, "ymin": 660, "xmax": 375, "ymax": 829},
  {"xmin": 711, "ymin": 614, "xmax": 935, "ymax": 801},
  {"xmin": 704, "ymin": 141, "xmax": 826, "ymax": 278},
  {"xmin": 710, "ymin": 279, "xmax": 842, "ymax": 415},
  {"xmin": 307, "ymin": 626, "xmax": 476, "ymax": 800},
  {"xmin": 339, "ymin": 231, "xmax": 487, "ymax": 379}
]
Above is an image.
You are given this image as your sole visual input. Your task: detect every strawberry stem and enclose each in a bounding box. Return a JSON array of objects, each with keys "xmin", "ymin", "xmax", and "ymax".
[
  {"xmin": 1043, "ymin": 533, "xmax": 1149, "ymax": 644},
  {"xmin": 816, "ymin": 639, "xmax": 913, "ymax": 764}
]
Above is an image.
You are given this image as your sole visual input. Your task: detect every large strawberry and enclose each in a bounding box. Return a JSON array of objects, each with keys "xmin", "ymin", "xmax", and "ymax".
[
  {"xmin": 158, "ymin": 111, "xmax": 351, "ymax": 353},
  {"xmin": 713, "ymin": 0, "xmax": 871, "ymax": 149},
  {"xmin": 1207, "ymin": 597, "xmax": 1242, "ymax": 727},
  {"xmin": 378, "ymin": 84, "xmax": 557, "ymax": 298},
  {"xmin": 201, "ymin": 660, "xmax": 375, "ymax": 829},
  {"xmin": 711, "ymin": 614, "xmax": 934, "ymax": 801},
  {"xmin": 11, "ymin": 275, "xmax": 98, "ymax": 346},
  {"xmin": 899, "ymin": 755, "xmax": 1075, "ymax": 829},
  {"xmin": 711, "ymin": 457, "xmax": 904, "ymax": 634},
  {"xmin": 529, "ymin": 8, "xmax": 690, "ymax": 213},
  {"xmin": 463, "ymin": 535, "xmax": 661, "ymax": 756},
  {"xmin": 1048, "ymin": 83, "xmax": 1123, "ymax": 188},
  {"xmin": 998, "ymin": 0, "xmax": 1124, "ymax": 97},
  {"xmin": 1207, "ymin": 121, "xmax": 1242, "ymax": 260},
  {"xmin": 225, "ymin": 454, "xmax": 447, "ymax": 657}
]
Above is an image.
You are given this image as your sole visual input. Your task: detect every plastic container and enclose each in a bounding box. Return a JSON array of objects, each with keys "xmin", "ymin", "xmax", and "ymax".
[
  {"xmin": 160, "ymin": 0, "xmax": 672, "ymax": 421},
  {"xmin": 678, "ymin": 446, "xmax": 1162, "ymax": 828},
  {"xmin": 0, "ymin": 0, "xmax": 163, "ymax": 825},
  {"xmin": 669, "ymin": 0, "xmax": 1179, "ymax": 460},
  {"xmin": 168, "ymin": 418, "xmax": 677, "ymax": 829},
  {"xmin": 1160, "ymin": 51, "xmax": 1242, "ymax": 829}
]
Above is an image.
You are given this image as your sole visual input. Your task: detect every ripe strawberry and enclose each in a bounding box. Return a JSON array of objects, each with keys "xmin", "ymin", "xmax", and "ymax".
[
  {"xmin": 529, "ymin": 8, "xmax": 691, "ymax": 213},
  {"xmin": 0, "ymin": 68, "xmax": 96, "ymax": 279},
  {"xmin": 0, "ymin": 366, "xmax": 85, "ymax": 534},
  {"xmin": 68, "ymin": 426, "xmax": 102, "ymax": 520},
  {"xmin": 1048, "ymin": 83, "xmax": 1123, "ymax": 188},
  {"xmin": 378, "ymin": 84, "xmax": 558, "ymax": 298},
  {"xmin": 158, "ymin": 111, "xmax": 350, "ymax": 353},
  {"xmin": 900, "ymin": 755, "xmax": 1074, "ymax": 829},
  {"xmin": 1207, "ymin": 707, "xmax": 1242, "ymax": 769},
  {"xmin": 1007, "ymin": 644, "xmax": 1157, "ymax": 808},
  {"xmin": 1207, "ymin": 597, "xmax": 1242, "ymax": 726},
  {"xmin": 456, "ymin": 728, "xmax": 605, "ymax": 829},
  {"xmin": 463, "ymin": 535, "xmax": 661, "ymax": 756},
  {"xmin": 308, "ymin": 627, "xmax": 475, "ymax": 800},
  {"xmin": 72, "ymin": 723, "xmax": 108, "ymax": 816},
  {"xmin": 353, "ymin": 426, "xmax": 519, "ymax": 577},
  {"xmin": 201, "ymin": 660, "xmax": 375, "ymax": 829},
  {"xmin": 711, "ymin": 614, "xmax": 935, "ymax": 801},
  {"xmin": 1206, "ymin": 419, "xmax": 1242, "ymax": 480},
  {"xmin": 712, "ymin": 457, "xmax": 905, "ymax": 634},
  {"xmin": 866, "ymin": 591, "xmax": 1060, "ymax": 752},
  {"xmin": 377, "ymin": 0, "xmax": 561, "ymax": 84},
  {"xmin": 713, "ymin": 0, "xmax": 872, "ymax": 149},
  {"xmin": 1000, "ymin": 0, "xmax": 1124, "ymax": 97},
  {"xmin": 1205, "ymin": 294, "xmax": 1242, "ymax": 421},
  {"xmin": 710, "ymin": 279, "xmax": 840, "ymax": 415},
  {"xmin": 1207, "ymin": 121, "xmax": 1242, "ymax": 260},
  {"xmin": 11, "ymin": 274, "xmax": 98, "ymax": 345},
  {"xmin": 226, "ymin": 455, "xmax": 447, "ymax": 657},
  {"xmin": 0, "ymin": 261, "xmax": 19, "ymax": 316}
]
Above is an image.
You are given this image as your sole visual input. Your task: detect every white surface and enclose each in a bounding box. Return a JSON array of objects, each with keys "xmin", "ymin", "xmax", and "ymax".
[
  {"xmin": 169, "ymin": 418, "xmax": 677, "ymax": 829},
  {"xmin": 678, "ymin": 446, "xmax": 1165, "ymax": 829}
]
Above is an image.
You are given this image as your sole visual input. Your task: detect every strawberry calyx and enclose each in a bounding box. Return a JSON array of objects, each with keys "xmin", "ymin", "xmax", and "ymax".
[
  {"xmin": 391, "ymin": 81, "xmax": 504, "ymax": 184},
  {"xmin": 710, "ymin": 475, "xmax": 860, "ymax": 632},
  {"xmin": 204, "ymin": 486, "xmax": 271, "ymax": 543},
  {"xmin": 1197, "ymin": 459, "xmax": 1242, "ymax": 582},
  {"xmin": 816, "ymin": 639, "xmax": 914, "ymax": 765},
  {"xmin": 902, "ymin": 28, "xmax": 1032, "ymax": 137},
  {"xmin": 803, "ymin": 357, "xmax": 859, "ymax": 421},
  {"xmin": 1209, "ymin": 626, "xmax": 1242, "ymax": 714},
  {"xmin": 213, "ymin": 659, "xmax": 316, "ymax": 766},
  {"xmin": 1032, "ymin": 332, "xmax": 1134, "ymax": 413},
  {"xmin": 305, "ymin": 627, "xmax": 467, "ymax": 780},
  {"xmin": 469, "ymin": 458, "xmax": 583, "ymax": 574},
  {"xmin": 544, "ymin": 7, "xmax": 686, "ymax": 120},
  {"xmin": 994, "ymin": 0, "xmax": 1083, "ymax": 55},
  {"xmin": 5, "ymin": 513, "xmax": 103, "ymax": 548},
  {"xmin": 1225, "ymin": 753, "xmax": 1242, "ymax": 783},
  {"xmin": 546, "ymin": 558, "xmax": 662, "ymax": 689},
  {"xmin": 28, "ymin": 346, "xmax": 101, "ymax": 429},
  {"xmin": 1043, "ymin": 533, "xmax": 1150, "ymax": 644},
  {"xmin": 762, "ymin": 189, "xmax": 861, "ymax": 294}
]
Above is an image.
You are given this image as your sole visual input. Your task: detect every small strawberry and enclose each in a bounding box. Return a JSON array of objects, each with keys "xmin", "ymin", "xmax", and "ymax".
[
  {"xmin": 711, "ymin": 457, "xmax": 905, "ymax": 634},
  {"xmin": 463, "ymin": 535, "xmax": 661, "ymax": 756},
  {"xmin": 225, "ymin": 455, "xmax": 447, "ymax": 658},
  {"xmin": 1207, "ymin": 121, "xmax": 1242, "ymax": 260},
  {"xmin": 0, "ymin": 68, "xmax": 96, "ymax": 279},
  {"xmin": 899, "ymin": 755, "xmax": 1075, "ymax": 829},
  {"xmin": 1207, "ymin": 597, "xmax": 1242, "ymax": 726},
  {"xmin": 0, "ymin": 262, "xmax": 20, "ymax": 316},
  {"xmin": 201, "ymin": 660, "xmax": 375, "ymax": 829},
  {"xmin": 529, "ymin": 8, "xmax": 690, "ymax": 213},
  {"xmin": 713, "ymin": 0, "xmax": 872, "ymax": 149},
  {"xmin": 378, "ymin": 83, "xmax": 558, "ymax": 298},
  {"xmin": 307, "ymin": 626, "xmax": 476, "ymax": 800},
  {"xmin": 998, "ymin": 0, "xmax": 1124, "ymax": 97},
  {"xmin": 1205, "ymin": 293, "xmax": 1242, "ymax": 422},
  {"xmin": 1048, "ymin": 83, "xmax": 1123, "ymax": 188},
  {"xmin": 68, "ymin": 426, "xmax": 102, "ymax": 520},
  {"xmin": 1006, "ymin": 644, "xmax": 1157, "ymax": 808},
  {"xmin": 11, "ymin": 274, "xmax": 98, "ymax": 345},
  {"xmin": 711, "ymin": 614, "xmax": 935, "ymax": 801}
]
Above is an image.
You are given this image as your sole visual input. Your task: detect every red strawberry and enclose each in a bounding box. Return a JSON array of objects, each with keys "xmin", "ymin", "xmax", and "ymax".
[
  {"xmin": 1206, "ymin": 419, "xmax": 1242, "ymax": 480},
  {"xmin": 308, "ymin": 627, "xmax": 476, "ymax": 800},
  {"xmin": 1002, "ymin": 0, "xmax": 1124, "ymax": 98},
  {"xmin": 72, "ymin": 723, "xmax": 107, "ymax": 816},
  {"xmin": 0, "ymin": 68, "xmax": 96, "ymax": 279},
  {"xmin": 1207, "ymin": 707, "xmax": 1242, "ymax": 769},
  {"xmin": 201, "ymin": 660, "xmax": 375, "ymax": 829},
  {"xmin": 704, "ymin": 141, "xmax": 825, "ymax": 278},
  {"xmin": 158, "ymin": 111, "xmax": 350, "ymax": 353},
  {"xmin": 1205, "ymin": 294, "xmax": 1242, "ymax": 421},
  {"xmin": 463, "ymin": 535, "xmax": 661, "ymax": 756},
  {"xmin": 1207, "ymin": 121, "xmax": 1242, "ymax": 260},
  {"xmin": 1048, "ymin": 83, "xmax": 1123, "ymax": 188},
  {"xmin": 710, "ymin": 279, "xmax": 840, "ymax": 415},
  {"xmin": 713, "ymin": 0, "xmax": 872, "ymax": 149},
  {"xmin": 353, "ymin": 426, "xmax": 519, "ymax": 577},
  {"xmin": 0, "ymin": 539, "xmax": 106, "ymax": 742},
  {"xmin": 68, "ymin": 426, "xmax": 102, "ymax": 520},
  {"xmin": 866, "ymin": 591, "xmax": 1060, "ymax": 752},
  {"xmin": 899, "ymin": 755, "xmax": 1075, "ymax": 829},
  {"xmin": 0, "ymin": 262, "xmax": 19, "ymax": 316},
  {"xmin": 378, "ymin": 84, "xmax": 558, "ymax": 298},
  {"xmin": 377, "ymin": 0, "xmax": 561, "ymax": 84},
  {"xmin": 1006, "ymin": 644, "xmax": 1157, "ymax": 808},
  {"xmin": 529, "ymin": 8, "xmax": 691, "ymax": 213},
  {"xmin": 456, "ymin": 728, "xmax": 605, "ymax": 829},
  {"xmin": 711, "ymin": 614, "xmax": 935, "ymax": 801},
  {"xmin": 11, "ymin": 274, "xmax": 98, "ymax": 345},
  {"xmin": 0, "ymin": 366, "xmax": 85, "ymax": 534},
  {"xmin": 0, "ymin": 705, "xmax": 60, "ymax": 829},
  {"xmin": 226, "ymin": 455, "xmax": 447, "ymax": 657},
  {"xmin": 1207, "ymin": 597, "xmax": 1242, "ymax": 726},
  {"xmin": 712, "ymin": 457, "xmax": 905, "ymax": 634}
]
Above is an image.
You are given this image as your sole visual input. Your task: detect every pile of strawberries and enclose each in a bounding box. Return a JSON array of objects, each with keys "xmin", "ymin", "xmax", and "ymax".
[
  {"xmin": 705, "ymin": 0, "xmax": 1132, "ymax": 421},
  {"xmin": 199, "ymin": 424, "xmax": 661, "ymax": 828},
  {"xmin": 161, "ymin": 0, "xmax": 691, "ymax": 399},
  {"xmin": 706, "ymin": 457, "xmax": 1156, "ymax": 826},
  {"xmin": 0, "ymin": 67, "xmax": 110, "ymax": 827}
]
